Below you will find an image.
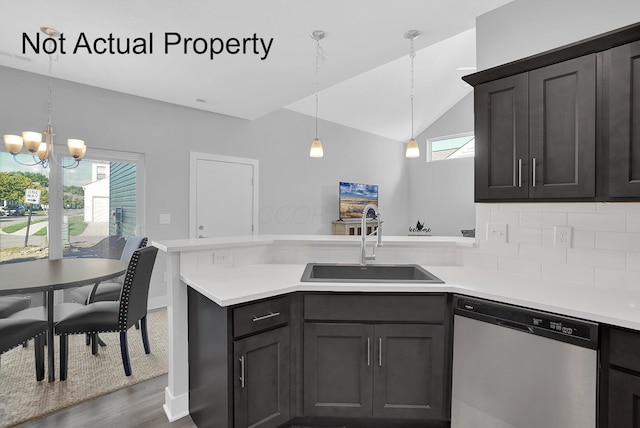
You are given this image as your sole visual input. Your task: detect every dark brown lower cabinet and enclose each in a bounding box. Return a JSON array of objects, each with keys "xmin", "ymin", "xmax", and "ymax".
[
  {"xmin": 608, "ymin": 368, "xmax": 640, "ymax": 428},
  {"xmin": 304, "ymin": 322, "xmax": 445, "ymax": 420},
  {"xmin": 234, "ymin": 327, "xmax": 290, "ymax": 428}
]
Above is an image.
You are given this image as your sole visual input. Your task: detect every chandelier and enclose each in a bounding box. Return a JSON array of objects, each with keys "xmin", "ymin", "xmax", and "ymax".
[
  {"xmin": 3, "ymin": 27, "xmax": 87, "ymax": 169},
  {"xmin": 404, "ymin": 30, "xmax": 421, "ymax": 158}
]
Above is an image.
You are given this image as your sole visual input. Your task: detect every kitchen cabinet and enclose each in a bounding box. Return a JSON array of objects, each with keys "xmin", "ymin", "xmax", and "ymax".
[
  {"xmin": 302, "ymin": 294, "xmax": 449, "ymax": 422},
  {"xmin": 600, "ymin": 326, "xmax": 640, "ymax": 428},
  {"xmin": 608, "ymin": 40, "xmax": 640, "ymax": 198},
  {"xmin": 234, "ymin": 327, "xmax": 290, "ymax": 428},
  {"xmin": 188, "ymin": 289, "xmax": 292, "ymax": 428},
  {"xmin": 474, "ymin": 55, "xmax": 596, "ymax": 201},
  {"xmin": 465, "ymin": 22, "xmax": 640, "ymax": 202}
]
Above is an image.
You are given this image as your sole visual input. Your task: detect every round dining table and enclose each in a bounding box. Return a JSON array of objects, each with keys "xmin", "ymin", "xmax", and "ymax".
[{"xmin": 0, "ymin": 258, "xmax": 128, "ymax": 381}]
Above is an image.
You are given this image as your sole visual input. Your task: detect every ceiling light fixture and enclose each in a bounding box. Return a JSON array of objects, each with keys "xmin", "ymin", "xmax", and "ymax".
[
  {"xmin": 404, "ymin": 29, "xmax": 421, "ymax": 158},
  {"xmin": 309, "ymin": 30, "xmax": 326, "ymax": 158},
  {"xmin": 3, "ymin": 27, "xmax": 87, "ymax": 169}
]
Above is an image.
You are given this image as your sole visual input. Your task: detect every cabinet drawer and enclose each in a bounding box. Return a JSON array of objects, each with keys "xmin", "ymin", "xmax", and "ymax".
[
  {"xmin": 609, "ymin": 327, "xmax": 640, "ymax": 372},
  {"xmin": 304, "ymin": 294, "xmax": 445, "ymax": 323},
  {"xmin": 233, "ymin": 295, "xmax": 290, "ymax": 338}
]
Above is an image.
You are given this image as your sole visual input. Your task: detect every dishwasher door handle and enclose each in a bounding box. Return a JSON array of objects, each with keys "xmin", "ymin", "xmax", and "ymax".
[{"xmin": 496, "ymin": 319, "xmax": 534, "ymax": 334}]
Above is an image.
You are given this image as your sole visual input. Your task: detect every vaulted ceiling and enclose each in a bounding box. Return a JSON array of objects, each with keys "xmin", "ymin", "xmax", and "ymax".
[{"xmin": 0, "ymin": 0, "xmax": 512, "ymax": 142}]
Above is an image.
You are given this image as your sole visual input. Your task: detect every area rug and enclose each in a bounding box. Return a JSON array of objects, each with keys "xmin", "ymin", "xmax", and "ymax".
[{"xmin": 0, "ymin": 308, "xmax": 168, "ymax": 428}]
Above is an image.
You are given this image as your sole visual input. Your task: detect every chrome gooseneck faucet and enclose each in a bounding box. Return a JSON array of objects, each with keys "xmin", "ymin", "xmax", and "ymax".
[{"xmin": 361, "ymin": 203, "xmax": 383, "ymax": 265}]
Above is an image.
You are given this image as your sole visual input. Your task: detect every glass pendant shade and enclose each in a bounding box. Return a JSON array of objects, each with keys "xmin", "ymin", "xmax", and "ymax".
[
  {"xmin": 310, "ymin": 138, "xmax": 324, "ymax": 158},
  {"xmin": 68, "ymin": 139, "xmax": 86, "ymax": 159},
  {"xmin": 22, "ymin": 131, "xmax": 42, "ymax": 152},
  {"xmin": 4, "ymin": 134, "xmax": 24, "ymax": 154},
  {"xmin": 36, "ymin": 142, "xmax": 49, "ymax": 160},
  {"xmin": 406, "ymin": 139, "xmax": 420, "ymax": 158}
]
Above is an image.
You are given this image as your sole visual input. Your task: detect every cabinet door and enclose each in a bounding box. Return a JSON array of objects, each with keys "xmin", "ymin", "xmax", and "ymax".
[
  {"xmin": 608, "ymin": 368, "xmax": 640, "ymax": 428},
  {"xmin": 609, "ymin": 41, "xmax": 640, "ymax": 197},
  {"xmin": 303, "ymin": 323, "xmax": 373, "ymax": 418},
  {"xmin": 474, "ymin": 73, "xmax": 529, "ymax": 201},
  {"xmin": 529, "ymin": 55, "xmax": 596, "ymax": 198},
  {"xmin": 373, "ymin": 324, "xmax": 445, "ymax": 420},
  {"xmin": 234, "ymin": 327, "xmax": 290, "ymax": 428}
]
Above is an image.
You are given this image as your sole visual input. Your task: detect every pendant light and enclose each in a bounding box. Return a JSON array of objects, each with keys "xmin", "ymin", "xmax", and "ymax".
[
  {"xmin": 405, "ymin": 30, "xmax": 421, "ymax": 158},
  {"xmin": 309, "ymin": 30, "xmax": 326, "ymax": 158}
]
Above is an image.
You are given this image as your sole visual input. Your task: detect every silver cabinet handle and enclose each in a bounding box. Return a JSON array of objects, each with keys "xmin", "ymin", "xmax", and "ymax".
[
  {"xmin": 532, "ymin": 158, "xmax": 536, "ymax": 187},
  {"xmin": 239, "ymin": 356, "xmax": 245, "ymax": 388},
  {"xmin": 252, "ymin": 312, "xmax": 280, "ymax": 322},
  {"xmin": 378, "ymin": 338, "xmax": 382, "ymax": 367},
  {"xmin": 518, "ymin": 159, "xmax": 522, "ymax": 188},
  {"xmin": 367, "ymin": 338, "xmax": 371, "ymax": 366}
]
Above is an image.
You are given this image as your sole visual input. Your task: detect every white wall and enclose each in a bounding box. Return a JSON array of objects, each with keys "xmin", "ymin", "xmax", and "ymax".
[
  {"xmin": 477, "ymin": 0, "xmax": 640, "ymax": 70},
  {"xmin": 0, "ymin": 65, "xmax": 409, "ymax": 304},
  {"xmin": 471, "ymin": 0, "xmax": 640, "ymax": 283},
  {"xmin": 407, "ymin": 93, "xmax": 475, "ymax": 236}
]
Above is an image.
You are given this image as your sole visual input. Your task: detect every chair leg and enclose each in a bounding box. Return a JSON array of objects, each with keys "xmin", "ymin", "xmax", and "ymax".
[
  {"xmin": 135, "ymin": 320, "xmax": 140, "ymax": 330},
  {"xmin": 86, "ymin": 333, "xmax": 91, "ymax": 346},
  {"xmin": 140, "ymin": 316, "xmax": 151, "ymax": 354},
  {"xmin": 34, "ymin": 335, "xmax": 45, "ymax": 381},
  {"xmin": 91, "ymin": 333, "xmax": 99, "ymax": 355},
  {"xmin": 60, "ymin": 335, "xmax": 69, "ymax": 381},
  {"xmin": 119, "ymin": 331, "xmax": 132, "ymax": 376}
]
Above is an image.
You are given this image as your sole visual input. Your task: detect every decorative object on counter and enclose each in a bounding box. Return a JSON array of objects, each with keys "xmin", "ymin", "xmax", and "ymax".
[
  {"xmin": 409, "ymin": 220, "xmax": 431, "ymax": 235},
  {"xmin": 3, "ymin": 27, "xmax": 87, "ymax": 169},
  {"xmin": 461, "ymin": 228, "xmax": 475, "ymax": 238},
  {"xmin": 309, "ymin": 30, "xmax": 326, "ymax": 158},
  {"xmin": 404, "ymin": 29, "xmax": 421, "ymax": 158}
]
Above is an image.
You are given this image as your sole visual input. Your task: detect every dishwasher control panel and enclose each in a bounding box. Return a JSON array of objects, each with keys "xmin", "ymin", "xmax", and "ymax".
[{"xmin": 455, "ymin": 296, "xmax": 598, "ymax": 348}]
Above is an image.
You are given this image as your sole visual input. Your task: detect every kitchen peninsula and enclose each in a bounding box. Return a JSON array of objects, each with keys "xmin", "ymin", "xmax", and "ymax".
[{"xmin": 154, "ymin": 234, "xmax": 640, "ymax": 428}]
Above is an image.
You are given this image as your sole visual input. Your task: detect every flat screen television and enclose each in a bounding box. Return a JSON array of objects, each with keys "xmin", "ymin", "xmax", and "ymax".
[{"xmin": 339, "ymin": 181, "xmax": 378, "ymax": 220}]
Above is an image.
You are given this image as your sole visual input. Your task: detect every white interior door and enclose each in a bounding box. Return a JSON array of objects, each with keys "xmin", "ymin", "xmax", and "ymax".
[{"xmin": 190, "ymin": 153, "xmax": 258, "ymax": 239}]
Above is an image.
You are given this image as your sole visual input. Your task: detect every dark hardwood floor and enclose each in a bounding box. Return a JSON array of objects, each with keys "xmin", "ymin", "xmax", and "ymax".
[{"xmin": 14, "ymin": 374, "xmax": 197, "ymax": 428}]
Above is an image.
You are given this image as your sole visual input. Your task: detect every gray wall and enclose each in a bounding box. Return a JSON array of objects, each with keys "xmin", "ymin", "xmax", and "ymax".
[
  {"xmin": 407, "ymin": 93, "xmax": 475, "ymax": 236},
  {"xmin": 477, "ymin": 0, "xmax": 640, "ymax": 70},
  {"xmin": 0, "ymin": 65, "xmax": 409, "ymax": 302}
]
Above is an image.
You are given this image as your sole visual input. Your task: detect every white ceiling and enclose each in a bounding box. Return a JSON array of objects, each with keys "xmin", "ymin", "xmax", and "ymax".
[{"xmin": 0, "ymin": 0, "xmax": 512, "ymax": 142}]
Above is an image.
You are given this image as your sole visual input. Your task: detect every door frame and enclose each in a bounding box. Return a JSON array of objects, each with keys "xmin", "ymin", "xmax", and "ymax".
[{"xmin": 189, "ymin": 152, "xmax": 259, "ymax": 239}]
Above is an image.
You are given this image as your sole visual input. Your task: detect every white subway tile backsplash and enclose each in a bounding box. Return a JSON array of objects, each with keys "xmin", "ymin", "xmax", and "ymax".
[
  {"xmin": 627, "ymin": 252, "xmax": 640, "ymax": 272},
  {"xmin": 508, "ymin": 227, "xmax": 542, "ymax": 245},
  {"xmin": 597, "ymin": 202, "xmax": 640, "ymax": 213},
  {"xmin": 497, "ymin": 257, "xmax": 542, "ymax": 277},
  {"xmin": 627, "ymin": 214, "xmax": 640, "ymax": 232},
  {"xmin": 596, "ymin": 232, "xmax": 640, "ymax": 252},
  {"xmin": 519, "ymin": 243, "xmax": 567, "ymax": 263},
  {"xmin": 568, "ymin": 213, "xmax": 626, "ymax": 231},
  {"xmin": 567, "ymin": 247, "xmax": 626, "ymax": 269},
  {"xmin": 542, "ymin": 261, "xmax": 594, "ymax": 285},
  {"xmin": 477, "ymin": 241, "xmax": 520, "ymax": 257},
  {"xmin": 490, "ymin": 211, "xmax": 520, "ymax": 227},
  {"xmin": 572, "ymin": 230, "xmax": 596, "ymax": 249},
  {"xmin": 461, "ymin": 249, "xmax": 498, "ymax": 270},
  {"xmin": 595, "ymin": 267, "xmax": 640, "ymax": 289},
  {"xmin": 499, "ymin": 203, "xmax": 543, "ymax": 212},
  {"xmin": 542, "ymin": 203, "xmax": 597, "ymax": 213},
  {"xmin": 520, "ymin": 212, "xmax": 567, "ymax": 228}
]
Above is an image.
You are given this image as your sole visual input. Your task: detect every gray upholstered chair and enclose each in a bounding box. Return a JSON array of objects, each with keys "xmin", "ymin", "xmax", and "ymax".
[
  {"xmin": 55, "ymin": 246, "xmax": 158, "ymax": 380},
  {"xmin": 0, "ymin": 296, "xmax": 31, "ymax": 318},
  {"xmin": 0, "ymin": 318, "xmax": 48, "ymax": 381},
  {"xmin": 70, "ymin": 236, "xmax": 148, "ymax": 305}
]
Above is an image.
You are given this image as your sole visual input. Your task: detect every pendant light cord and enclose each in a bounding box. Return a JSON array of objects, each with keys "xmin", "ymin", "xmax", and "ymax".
[
  {"xmin": 410, "ymin": 36, "xmax": 415, "ymax": 140},
  {"xmin": 314, "ymin": 37, "xmax": 325, "ymax": 139}
]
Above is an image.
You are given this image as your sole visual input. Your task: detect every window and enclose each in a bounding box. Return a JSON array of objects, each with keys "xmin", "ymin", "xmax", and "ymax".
[
  {"xmin": 0, "ymin": 147, "xmax": 144, "ymax": 264},
  {"xmin": 427, "ymin": 133, "xmax": 475, "ymax": 161}
]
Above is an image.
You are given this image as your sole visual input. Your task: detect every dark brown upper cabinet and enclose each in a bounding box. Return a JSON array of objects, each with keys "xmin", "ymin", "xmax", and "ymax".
[
  {"xmin": 608, "ymin": 40, "xmax": 640, "ymax": 198},
  {"xmin": 465, "ymin": 22, "xmax": 640, "ymax": 202}
]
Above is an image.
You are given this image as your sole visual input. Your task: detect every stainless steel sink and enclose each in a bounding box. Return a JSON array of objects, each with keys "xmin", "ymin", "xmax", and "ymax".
[{"xmin": 300, "ymin": 263, "xmax": 444, "ymax": 283}]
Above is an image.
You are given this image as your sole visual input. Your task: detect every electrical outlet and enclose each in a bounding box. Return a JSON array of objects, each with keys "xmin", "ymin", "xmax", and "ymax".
[
  {"xmin": 554, "ymin": 226, "xmax": 573, "ymax": 248},
  {"xmin": 486, "ymin": 223, "xmax": 508, "ymax": 243},
  {"xmin": 213, "ymin": 250, "xmax": 233, "ymax": 265}
]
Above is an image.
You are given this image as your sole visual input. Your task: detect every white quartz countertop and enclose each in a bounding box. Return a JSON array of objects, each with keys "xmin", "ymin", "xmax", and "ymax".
[{"xmin": 180, "ymin": 263, "xmax": 640, "ymax": 331}]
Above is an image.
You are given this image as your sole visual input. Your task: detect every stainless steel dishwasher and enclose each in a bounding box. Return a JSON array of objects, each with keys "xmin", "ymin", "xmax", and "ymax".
[{"xmin": 451, "ymin": 295, "xmax": 599, "ymax": 428}]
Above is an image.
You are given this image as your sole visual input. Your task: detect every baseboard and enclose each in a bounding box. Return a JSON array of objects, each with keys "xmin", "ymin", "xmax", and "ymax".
[{"xmin": 148, "ymin": 295, "xmax": 167, "ymax": 310}]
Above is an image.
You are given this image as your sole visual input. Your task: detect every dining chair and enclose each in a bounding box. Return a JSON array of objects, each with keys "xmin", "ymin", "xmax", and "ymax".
[
  {"xmin": 0, "ymin": 295, "xmax": 31, "ymax": 318},
  {"xmin": 55, "ymin": 246, "xmax": 158, "ymax": 380},
  {"xmin": 70, "ymin": 235, "xmax": 148, "ymax": 305},
  {"xmin": 0, "ymin": 318, "xmax": 48, "ymax": 381}
]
